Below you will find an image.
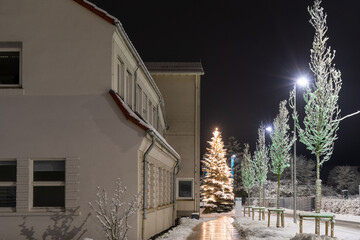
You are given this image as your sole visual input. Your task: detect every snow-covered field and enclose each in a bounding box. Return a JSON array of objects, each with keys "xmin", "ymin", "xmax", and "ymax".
[{"xmin": 233, "ymin": 212, "xmax": 360, "ymax": 240}]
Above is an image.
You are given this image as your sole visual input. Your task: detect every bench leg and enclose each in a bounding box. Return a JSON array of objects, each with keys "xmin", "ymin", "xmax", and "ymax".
[
  {"xmin": 299, "ymin": 217, "xmax": 303, "ymax": 234},
  {"xmin": 315, "ymin": 218, "xmax": 320, "ymax": 235},
  {"xmin": 259, "ymin": 210, "xmax": 261, "ymax": 221},
  {"xmin": 244, "ymin": 208, "xmax": 245, "ymax": 217},
  {"xmin": 281, "ymin": 213, "xmax": 284, "ymax": 227},
  {"xmin": 252, "ymin": 209, "xmax": 254, "ymax": 220},
  {"xmin": 262, "ymin": 210, "xmax": 265, "ymax": 220},
  {"xmin": 331, "ymin": 221, "xmax": 334, "ymax": 238},
  {"xmin": 325, "ymin": 221, "xmax": 329, "ymax": 236},
  {"xmin": 268, "ymin": 212, "xmax": 270, "ymax": 227}
]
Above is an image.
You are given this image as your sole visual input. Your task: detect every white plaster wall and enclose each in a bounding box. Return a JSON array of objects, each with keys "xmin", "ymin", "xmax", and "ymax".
[
  {"xmin": 0, "ymin": 94, "xmax": 144, "ymax": 239},
  {"xmin": 0, "ymin": 0, "xmax": 114, "ymax": 96}
]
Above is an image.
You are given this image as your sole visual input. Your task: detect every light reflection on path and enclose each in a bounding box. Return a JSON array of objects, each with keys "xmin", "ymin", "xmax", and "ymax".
[{"xmin": 187, "ymin": 216, "xmax": 242, "ymax": 240}]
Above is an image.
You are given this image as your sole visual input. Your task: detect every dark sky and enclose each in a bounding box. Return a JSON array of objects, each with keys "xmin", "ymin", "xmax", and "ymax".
[{"xmin": 88, "ymin": 0, "xmax": 360, "ymax": 170}]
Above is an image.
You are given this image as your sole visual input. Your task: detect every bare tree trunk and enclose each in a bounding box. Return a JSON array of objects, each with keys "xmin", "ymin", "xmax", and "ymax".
[
  {"xmin": 276, "ymin": 173, "xmax": 281, "ymax": 227},
  {"xmin": 259, "ymin": 182, "xmax": 262, "ymax": 207},
  {"xmin": 315, "ymin": 154, "xmax": 322, "ymax": 234},
  {"xmin": 248, "ymin": 191, "xmax": 251, "ymax": 205}
]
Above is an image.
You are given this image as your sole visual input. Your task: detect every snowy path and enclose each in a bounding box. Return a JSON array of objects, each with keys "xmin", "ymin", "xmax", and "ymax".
[{"xmin": 187, "ymin": 216, "xmax": 242, "ymax": 240}]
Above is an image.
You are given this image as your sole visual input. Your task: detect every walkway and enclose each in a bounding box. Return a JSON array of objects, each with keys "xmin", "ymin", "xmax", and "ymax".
[{"xmin": 187, "ymin": 216, "xmax": 242, "ymax": 240}]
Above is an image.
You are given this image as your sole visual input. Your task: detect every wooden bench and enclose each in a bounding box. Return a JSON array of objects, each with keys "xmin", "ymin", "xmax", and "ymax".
[
  {"xmin": 244, "ymin": 206, "xmax": 253, "ymax": 217},
  {"xmin": 299, "ymin": 213, "xmax": 335, "ymax": 237},
  {"xmin": 252, "ymin": 207, "xmax": 265, "ymax": 221},
  {"xmin": 267, "ymin": 208, "xmax": 285, "ymax": 227}
]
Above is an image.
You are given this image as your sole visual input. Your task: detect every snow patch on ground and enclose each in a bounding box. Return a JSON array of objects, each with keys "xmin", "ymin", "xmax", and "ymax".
[
  {"xmin": 233, "ymin": 214, "xmax": 360, "ymax": 240},
  {"xmin": 155, "ymin": 217, "xmax": 209, "ymax": 240}
]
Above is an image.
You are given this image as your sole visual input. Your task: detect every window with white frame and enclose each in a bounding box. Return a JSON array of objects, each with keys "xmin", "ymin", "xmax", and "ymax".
[
  {"xmin": 125, "ymin": 71, "xmax": 133, "ymax": 107},
  {"xmin": 136, "ymin": 84, "xmax": 142, "ymax": 114},
  {"xmin": 117, "ymin": 58, "xmax": 124, "ymax": 98},
  {"xmin": 142, "ymin": 93, "xmax": 148, "ymax": 119},
  {"xmin": 177, "ymin": 178, "xmax": 194, "ymax": 199},
  {"xmin": 32, "ymin": 160, "xmax": 65, "ymax": 208},
  {"xmin": 0, "ymin": 161, "xmax": 16, "ymax": 209},
  {"xmin": 0, "ymin": 45, "xmax": 21, "ymax": 87},
  {"xmin": 153, "ymin": 106, "xmax": 157, "ymax": 129},
  {"xmin": 148, "ymin": 100, "xmax": 153, "ymax": 124}
]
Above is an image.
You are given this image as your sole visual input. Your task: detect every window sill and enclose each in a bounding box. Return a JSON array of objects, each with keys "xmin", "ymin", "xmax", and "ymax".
[
  {"xmin": 0, "ymin": 208, "xmax": 80, "ymax": 217},
  {"xmin": 0, "ymin": 87, "xmax": 24, "ymax": 95}
]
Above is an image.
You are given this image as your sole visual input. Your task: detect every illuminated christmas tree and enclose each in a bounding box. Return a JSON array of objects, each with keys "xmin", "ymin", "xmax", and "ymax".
[{"xmin": 201, "ymin": 128, "xmax": 234, "ymax": 213}]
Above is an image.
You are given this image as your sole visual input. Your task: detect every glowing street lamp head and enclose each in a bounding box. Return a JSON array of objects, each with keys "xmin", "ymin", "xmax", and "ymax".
[
  {"xmin": 296, "ymin": 77, "xmax": 309, "ymax": 87},
  {"xmin": 265, "ymin": 126, "xmax": 273, "ymax": 132}
]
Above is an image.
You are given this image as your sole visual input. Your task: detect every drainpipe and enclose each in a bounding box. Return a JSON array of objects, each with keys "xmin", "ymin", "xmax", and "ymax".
[{"xmin": 142, "ymin": 130, "xmax": 156, "ymax": 240}]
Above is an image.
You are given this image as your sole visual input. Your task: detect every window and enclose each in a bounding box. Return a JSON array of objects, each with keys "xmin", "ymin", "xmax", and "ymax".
[
  {"xmin": 142, "ymin": 93, "xmax": 148, "ymax": 119},
  {"xmin": 117, "ymin": 58, "xmax": 124, "ymax": 98},
  {"xmin": 32, "ymin": 160, "xmax": 65, "ymax": 208},
  {"xmin": 136, "ymin": 84, "xmax": 142, "ymax": 114},
  {"xmin": 153, "ymin": 106, "xmax": 157, "ymax": 129},
  {"xmin": 148, "ymin": 101, "xmax": 153, "ymax": 124},
  {"xmin": 177, "ymin": 178, "xmax": 194, "ymax": 199},
  {"xmin": 126, "ymin": 71, "xmax": 133, "ymax": 107},
  {"xmin": 0, "ymin": 161, "xmax": 16, "ymax": 209},
  {"xmin": 0, "ymin": 48, "xmax": 21, "ymax": 87}
]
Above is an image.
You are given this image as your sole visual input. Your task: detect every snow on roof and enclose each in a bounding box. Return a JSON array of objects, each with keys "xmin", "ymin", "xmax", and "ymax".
[
  {"xmin": 73, "ymin": 0, "xmax": 117, "ymax": 24},
  {"xmin": 109, "ymin": 90, "xmax": 180, "ymax": 160}
]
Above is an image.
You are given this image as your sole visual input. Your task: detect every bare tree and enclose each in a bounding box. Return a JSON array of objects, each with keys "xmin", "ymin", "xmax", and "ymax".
[{"xmin": 89, "ymin": 178, "xmax": 141, "ymax": 240}]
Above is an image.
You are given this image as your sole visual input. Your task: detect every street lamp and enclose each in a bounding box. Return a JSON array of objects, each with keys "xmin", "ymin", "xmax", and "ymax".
[
  {"xmin": 264, "ymin": 125, "xmax": 272, "ymax": 207},
  {"xmin": 292, "ymin": 76, "xmax": 309, "ymax": 223}
]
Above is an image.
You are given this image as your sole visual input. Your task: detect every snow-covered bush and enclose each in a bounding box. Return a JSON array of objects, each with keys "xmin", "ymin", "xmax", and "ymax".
[{"xmin": 322, "ymin": 197, "xmax": 360, "ymax": 215}]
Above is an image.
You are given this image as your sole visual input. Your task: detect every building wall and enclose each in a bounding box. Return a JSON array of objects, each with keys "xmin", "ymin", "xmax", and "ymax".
[
  {"xmin": 151, "ymin": 74, "xmax": 201, "ymax": 217},
  {"xmin": 0, "ymin": 0, "xmax": 115, "ymax": 96},
  {"xmin": 0, "ymin": 94, "xmax": 143, "ymax": 239},
  {"xmin": 0, "ymin": 1, "xmax": 178, "ymax": 239}
]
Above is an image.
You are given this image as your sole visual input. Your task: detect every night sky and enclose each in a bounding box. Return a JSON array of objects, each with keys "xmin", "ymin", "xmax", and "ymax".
[{"xmin": 88, "ymin": 0, "xmax": 360, "ymax": 172}]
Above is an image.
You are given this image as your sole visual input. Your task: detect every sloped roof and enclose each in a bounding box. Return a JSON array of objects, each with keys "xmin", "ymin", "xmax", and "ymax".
[
  {"xmin": 73, "ymin": 0, "xmax": 117, "ymax": 24},
  {"xmin": 109, "ymin": 90, "xmax": 180, "ymax": 160},
  {"xmin": 145, "ymin": 62, "xmax": 205, "ymax": 75}
]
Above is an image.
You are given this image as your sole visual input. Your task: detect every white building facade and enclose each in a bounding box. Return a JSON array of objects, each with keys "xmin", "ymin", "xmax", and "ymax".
[{"xmin": 0, "ymin": 1, "xmax": 180, "ymax": 239}]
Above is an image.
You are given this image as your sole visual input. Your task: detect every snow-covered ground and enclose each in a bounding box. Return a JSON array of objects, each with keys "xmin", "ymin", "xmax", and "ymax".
[
  {"xmin": 233, "ymin": 211, "xmax": 360, "ymax": 240},
  {"xmin": 155, "ymin": 217, "xmax": 209, "ymax": 240}
]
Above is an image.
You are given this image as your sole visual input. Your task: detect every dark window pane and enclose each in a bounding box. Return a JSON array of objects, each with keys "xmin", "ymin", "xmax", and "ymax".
[
  {"xmin": 179, "ymin": 181, "xmax": 192, "ymax": 198},
  {"xmin": 0, "ymin": 52, "xmax": 19, "ymax": 85},
  {"xmin": 0, "ymin": 161, "xmax": 16, "ymax": 181},
  {"xmin": 0, "ymin": 186, "xmax": 16, "ymax": 207},
  {"xmin": 34, "ymin": 161, "xmax": 65, "ymax": 181},
  {"xmin": 33, "ymin": 186, "xmax": 65, "ymax": 207}
]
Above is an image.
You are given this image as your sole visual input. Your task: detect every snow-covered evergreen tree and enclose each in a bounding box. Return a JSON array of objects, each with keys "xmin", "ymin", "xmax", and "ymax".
[
  {"xmin": 252, "ymin": 123, "xmax": 269, "ymax": 207},
  {"xmin": 241, "ymin": 143, "xmax": 255, "ymax": 204},
  {"xmin": 327, "ymin": 166, "xmax": 360, "ymax": 195},
  {"xmin": 201, "ymin": 128, "xmax": 234, "ymax": 213},
  {"xmin": 225, "ymin": 136, "xmax": 242, "ymax": 166},
  {"xmin": 269, "ymin": 100, "xmax": 295, "ymax": 227}
]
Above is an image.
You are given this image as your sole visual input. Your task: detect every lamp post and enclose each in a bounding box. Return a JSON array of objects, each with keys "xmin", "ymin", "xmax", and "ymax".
[
  {"xmin": 292, "ymin": 77, "xmax": 308, "ymax": 224},
  {"xmin": 265, "ymin": 126, "xmax": 272, "ymax": 208}
]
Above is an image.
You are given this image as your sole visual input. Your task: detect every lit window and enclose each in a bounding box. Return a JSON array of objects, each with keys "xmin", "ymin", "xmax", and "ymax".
[
  {"xmin": 0, "ymin": 49, "xmax": 20, "ymax": 87},
  {"xmin": 0, "ymin": 161, "xmax": 16, "ymax": 209},
  {"xmin": 32, "ymin": 160, "xmax": 65, "ymax": 208},
  {"xmin": 177, "ymin": 178, "xmax": 194, "ymax": 199}
]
